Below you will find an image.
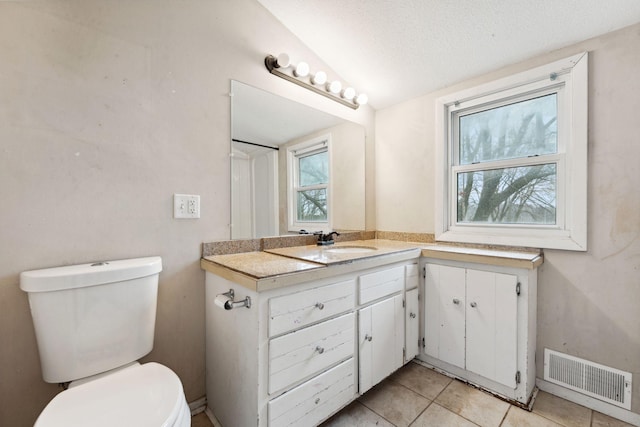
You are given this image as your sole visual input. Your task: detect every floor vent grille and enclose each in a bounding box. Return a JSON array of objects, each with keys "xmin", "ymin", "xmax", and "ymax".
[{"xmin": 544, "ymin": 349, "xmax": 632, "ymax": 410}]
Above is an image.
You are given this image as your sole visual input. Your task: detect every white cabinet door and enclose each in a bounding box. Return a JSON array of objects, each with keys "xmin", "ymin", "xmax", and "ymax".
[
  {"xmin": 359, "ymin": 294, "xmax": 404, "ymax": 393},
  {"xmin": 405, "ymin": 288, "xmax": 419, "ymax": 363},
  {"xmin": 424, "ymin": 264, "xmax": 466, "ymax": 369},
  {"xmin": 466, "ymin": 269, "xmax": 518, "ymax": 388}
]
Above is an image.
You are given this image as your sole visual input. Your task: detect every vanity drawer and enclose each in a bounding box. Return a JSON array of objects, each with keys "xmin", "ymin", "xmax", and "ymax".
[
  {"xmin": 268, "ymin": 358, "xmax": 355, "ymax": 427},
  {"xmin": 405, "ymin": 264, "xmax": 419, "ymax": 290},
  {"xmin": 359, "ymin": 266, "xmax": 404, "ymax": 304},
  {"xmin": 269, "ymin": 312, "xmax": 355, "ymax": 394},
  {"xmin": 269, "ymin": 279, "xmax": 355, "ymax": 337}
]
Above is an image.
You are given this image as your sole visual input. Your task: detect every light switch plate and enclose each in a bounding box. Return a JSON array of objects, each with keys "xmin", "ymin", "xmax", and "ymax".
[{"xmin": 174, "ymin": 194, "xmax": 200, "ymax": 219}]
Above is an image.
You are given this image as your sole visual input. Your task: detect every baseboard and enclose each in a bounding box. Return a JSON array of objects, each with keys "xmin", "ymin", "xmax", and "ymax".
[
  {"xmin": 205, "ymin": 407, "xmax": 223, "ymax": 427},
  {"xmin": 536, "ymin": 378, "xmax": 640, "ymax": 427},
  {"xmin": 189, "ymin": 396, "xmax": 207, "ymax": 416}
]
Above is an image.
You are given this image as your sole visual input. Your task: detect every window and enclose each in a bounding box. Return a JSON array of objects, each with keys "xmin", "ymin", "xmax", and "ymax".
[
  {"xmin": 287, "ymin": 134, "xmax": 331, "ymax": 232},
  {"xmin": 435, "ymin": 53, "xmax": 588, "ymax": 250}
]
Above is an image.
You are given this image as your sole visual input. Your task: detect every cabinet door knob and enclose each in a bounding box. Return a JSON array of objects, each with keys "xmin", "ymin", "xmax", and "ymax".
[
  {"xmin": 315, "ymin": 398, "xmax": 320, "ymax": 404},
  {"xmin": 470, "ymin": 302, "xmax": 477, "ymax": 308},
  {"xmin": 364, "ymin": 334, "xmax": 373, "ymax": 342},
  {"xmin": 315, "ymin": 302, "xmax": 325, "ymax": 310},
  {"xmin": 315, "ymin": 346, "xmax": 325, "ymax": 354},
  {"xmin": 409, "ymin": 312, "xmax": 416, "ymax": 318},
  {"xmin": 453, "ymin": 298, "xmax": 460, "ymax": 305}
]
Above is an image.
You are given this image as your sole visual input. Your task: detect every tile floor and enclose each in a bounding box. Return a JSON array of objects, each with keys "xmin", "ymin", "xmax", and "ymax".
[
  {"xmin": 192, "ymin": 412, "xmax": 215, "ymax": 427},
  {"xmin": 191, "ymin": 362, "xmax": 634, "ymax": 427}
]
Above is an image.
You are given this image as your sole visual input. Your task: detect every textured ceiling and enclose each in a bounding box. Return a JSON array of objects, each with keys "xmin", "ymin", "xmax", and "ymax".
[{"xmin": 257, "ymin": 0, "xmax": 640, "ymax": 109}]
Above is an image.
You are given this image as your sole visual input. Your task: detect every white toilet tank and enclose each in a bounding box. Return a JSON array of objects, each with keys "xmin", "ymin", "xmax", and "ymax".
[{"xmin": 20, "ymin": 257, "xmax": 162, "ymax": 383}]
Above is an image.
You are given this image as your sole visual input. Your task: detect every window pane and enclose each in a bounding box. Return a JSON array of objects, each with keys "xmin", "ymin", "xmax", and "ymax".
[
  {"xmin": 297, "ymin": 189, "xmax": 327, "ymax": 221},
  {"xmin": 457, "ymin": 164, "xmax": 556, "ymax": 225},
  {"xmin": 459, "ymin": 94, "xmax": 557, "ymax": 165},
  {"xmin": 298, "ymin": 150, "xmax": 328, "ymax": 186}
]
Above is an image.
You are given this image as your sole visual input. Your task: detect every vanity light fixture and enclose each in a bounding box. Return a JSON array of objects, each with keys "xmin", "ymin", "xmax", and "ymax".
[
  {"xmin": 264, "ymin": 53, "xmax": 368, "ymax": 109},
  {"xmin": 355, "ymin": 93, "xmax": 369, "ymax": 106},
  {"xmin": 326, "ymin": 80, "xmax": 342, "ymax": 94},
  {"xmin": 311, "ymin": 71, "xmax": 327, "ymax": 85},
  {"xmin": 294, "ymin": 61, "xmax": 310, "ymax": 77},
  {"xmin": 341, "ymin": 87, "xmax": 356, "ymax": 101},
  {"xmin": 274, "ymin": 53, "xmax": 290, "ymax": 68}
]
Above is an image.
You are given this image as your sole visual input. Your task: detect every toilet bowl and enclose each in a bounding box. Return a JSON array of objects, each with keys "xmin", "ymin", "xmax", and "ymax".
[
  {"xmin": 20, "ymin": 257, "xmax": 191, "ymax": 427},
  {"xmin": 35, "ymin": 362, "xmax": 190, "ymax": 427}
]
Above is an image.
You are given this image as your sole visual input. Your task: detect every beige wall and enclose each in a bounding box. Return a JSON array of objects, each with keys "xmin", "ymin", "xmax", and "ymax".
[
  {"xmin": 376, "ymin": 24, "xmax": 640, "ymax": 414},
  {"xmin": 0, "ymin": 1, "xmax": 374, "ymax": 425}
]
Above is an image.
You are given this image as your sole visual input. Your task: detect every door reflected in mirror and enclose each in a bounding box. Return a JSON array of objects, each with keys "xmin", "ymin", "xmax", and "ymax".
[{"xmin": 231, "ymin": 81, "xmax": 366, "ymax": 239}]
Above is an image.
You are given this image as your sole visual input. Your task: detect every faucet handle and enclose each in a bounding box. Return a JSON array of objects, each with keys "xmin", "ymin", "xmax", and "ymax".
[{"xmin": 323, "ymin": 231, "xmax": 340, "ymax": 241}]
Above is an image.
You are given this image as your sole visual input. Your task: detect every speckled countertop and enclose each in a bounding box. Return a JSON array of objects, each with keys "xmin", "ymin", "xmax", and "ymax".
[
  {"xmin": 422, "ymin": 245, "xmax": 543, "ymax": 270},
  {"xmin": 201, "ymin": 239, "xmax": 422, "ymax": 291},
  {"xmin": 202, "ymin": 251, "xmax": 324, "ymax": 278},
  {"xmin": 200, "ymin": 238, "xmax": 542, "ymax": 291}
]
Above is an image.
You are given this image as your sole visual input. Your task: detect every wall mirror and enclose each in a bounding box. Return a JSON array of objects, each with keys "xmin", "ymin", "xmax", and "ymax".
[{"xmin": 231, "ymin": 80, "xmax": 366, "ymax": 239}]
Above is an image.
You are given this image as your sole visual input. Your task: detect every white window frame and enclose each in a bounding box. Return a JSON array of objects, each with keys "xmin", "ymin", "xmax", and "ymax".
[
  {"xmin": 287, "ymin": 134, "xmax": 332, "ymax": 233},
  {"xmin": 435, "ymin": 52, "xmax": 588, "ymax": 251}
]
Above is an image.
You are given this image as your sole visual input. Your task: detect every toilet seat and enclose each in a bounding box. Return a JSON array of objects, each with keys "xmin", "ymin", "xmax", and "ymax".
[{"xmin": 35, "ymin": 362, "xmax": 190, "ymax": 427}]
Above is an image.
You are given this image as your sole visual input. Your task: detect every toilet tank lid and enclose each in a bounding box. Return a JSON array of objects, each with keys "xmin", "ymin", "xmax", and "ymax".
[{"xmin": 20, "ymin": 256, "xmax": 162, "ymax": 293}]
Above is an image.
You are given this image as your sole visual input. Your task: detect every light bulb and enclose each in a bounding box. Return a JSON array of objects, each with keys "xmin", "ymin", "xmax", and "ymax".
[
  {"xmin": 276, "ymin": 53, "xmax": 290, "ymax": 68},
  {"xmin": 341, "ymin": 87, "xmax": 356, "ymax": 100},
  {"xmin": 355, "ymin": 93, "xmax": 369, "ymax": 106},
  {"xmin": 327, "ymin": 80, "xmax": 342, "ymax": 94},
  {"xmin": 311, "ymin": 71, "xmax": 327, "ymax": 85},
  {"xmin": 294, "ymin": 62, "xmax": 310, "ymax": 77}
]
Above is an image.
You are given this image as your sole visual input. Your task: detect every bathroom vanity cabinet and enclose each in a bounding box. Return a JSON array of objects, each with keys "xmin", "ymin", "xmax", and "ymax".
[
  {"xmin": 204, "ymin": 256, "xmax": 419, "ymax": 427},
  {"xmin": 357, "ymin": 265, "xmax": 405, "ymax": 394},
  {"xmin": 419, "ymin": 247, "xmax": 542, "ymax": 406}
]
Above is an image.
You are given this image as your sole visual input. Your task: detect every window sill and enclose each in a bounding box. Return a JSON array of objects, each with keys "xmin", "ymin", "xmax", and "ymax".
[{"xmin": 436, "ymin": 227, "xmax": 586, "ymax": 252}]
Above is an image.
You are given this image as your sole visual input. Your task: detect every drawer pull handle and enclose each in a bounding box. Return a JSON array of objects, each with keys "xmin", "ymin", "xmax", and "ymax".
[
  {"xmin": 315, "ymin": 346, "xmax": 325, "ymax": 354},
  {"xmin": 315, "ymin": 398, "xmax": 320, "ymax": 404},
  {"xmin": 364, "ymin": 334, "xmax": 373, "ymax": 342},
  {"xmin": 409, "ymin": 312, "xmax": 416, "ymax": 319},
  {"xmin": 315, "ymin": 302, "xmax": 325, "ymax": 310},
  {"xmin": 470, "ymin": 302, "xmax": 477, "ymax": 308},
  {"xmin": 453, "ymin": 298, "xmax": 460, "ymax": 305}
]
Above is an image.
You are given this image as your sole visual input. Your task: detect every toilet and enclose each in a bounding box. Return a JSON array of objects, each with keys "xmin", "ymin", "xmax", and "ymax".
[{"xmin": 20, "ymin": 256, "xmax": 191, "ymax": 427}]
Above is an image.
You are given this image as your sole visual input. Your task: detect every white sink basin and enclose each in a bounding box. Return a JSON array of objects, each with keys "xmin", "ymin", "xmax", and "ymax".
[{"xmin": 324, "ymin": 246, "xmax": 378, "ymax": 254}]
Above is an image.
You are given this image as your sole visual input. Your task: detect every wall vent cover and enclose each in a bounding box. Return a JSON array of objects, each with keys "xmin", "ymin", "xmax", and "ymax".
[{"xmin": 544, "ymin": 349, "xmax": 632, "ymax": 410}]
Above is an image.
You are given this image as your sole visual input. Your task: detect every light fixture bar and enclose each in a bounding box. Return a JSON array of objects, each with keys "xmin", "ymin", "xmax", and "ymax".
[{"xmin": 264, "ymin": 54, "xmax": 361, "ymax": 110}]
